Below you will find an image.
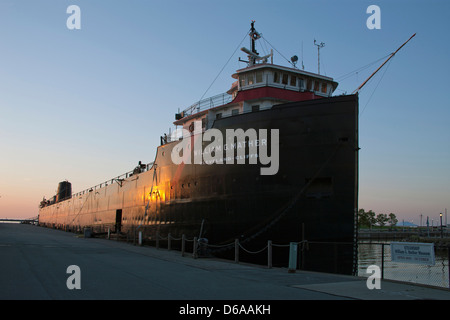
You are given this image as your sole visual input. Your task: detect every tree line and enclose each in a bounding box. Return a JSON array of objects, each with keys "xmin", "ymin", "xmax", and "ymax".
[{"xmin": 358, "ymin": 209, "xmax": 398, "ymax": 229}]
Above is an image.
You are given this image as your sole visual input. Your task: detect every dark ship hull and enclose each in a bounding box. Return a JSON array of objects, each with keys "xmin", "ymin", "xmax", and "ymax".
[{"xmin": 39, "ymin": 94, "xmax": 358, "ymax": 275}]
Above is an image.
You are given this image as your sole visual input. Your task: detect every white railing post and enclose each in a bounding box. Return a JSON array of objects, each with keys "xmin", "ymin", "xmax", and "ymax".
[
  {"xmin": 181, "ymin": 234, "xmax": 186, "ymax": 257},
  {"xmin": 193, "ymin": 237, "xmax": 198, "ymax": 259}
]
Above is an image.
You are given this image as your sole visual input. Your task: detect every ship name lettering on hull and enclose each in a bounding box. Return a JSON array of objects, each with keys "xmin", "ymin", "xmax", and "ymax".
[{"xmin": 171, "ymin": 121, "xmax": 279, "ymax": 175}]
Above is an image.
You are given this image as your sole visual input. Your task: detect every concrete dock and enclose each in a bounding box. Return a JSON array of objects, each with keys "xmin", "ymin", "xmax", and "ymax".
[{"xmin": 1, "ymin": 223, "xmax": 449, "ymax": 302}]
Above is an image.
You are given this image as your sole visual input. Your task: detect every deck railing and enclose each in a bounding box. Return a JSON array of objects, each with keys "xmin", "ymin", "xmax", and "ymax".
[
  {"xmin": 182, "ymin": 92, "xmax": 233, "ymax": 116},
  {"xmin": 40, "ymin": 161, "xmax": 155, "ymax": 207},
  {"xmin": 71, "ymin": 161, "xmax": 155, "ymax": 198}
]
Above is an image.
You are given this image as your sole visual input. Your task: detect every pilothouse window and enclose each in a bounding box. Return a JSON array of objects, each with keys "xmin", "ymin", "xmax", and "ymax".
[
  {"xmin": 273, "ymin": 72, "xmax": 279, "ymax": 83},
  {"xmin": 247, "ymin": 73, "xmax": 254, "ymax": 85},
  {"xmin": 290, "ymin": 75, "xmax": 297, "ymax": 86},
  {"xmin": 240, "ymin": 76, "xmax": 246, "ymax": 87},
  {"xmin": 299, "ymin": 78, "xmax": 305, "ymax": 90},
  {"xmin": 314, "ymin": 81, "xmax": 320, "ymax": 92},
  {"xmin": 256, "ymin": 71, "xmax": 263, "ymax": 83}
]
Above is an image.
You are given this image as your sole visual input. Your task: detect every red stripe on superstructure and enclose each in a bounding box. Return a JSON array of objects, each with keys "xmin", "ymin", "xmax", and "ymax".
[
  {"xmin": 174, "ymin": 86, "xmax": 323, "ymax": 126},
  {"xmin": 231, "ymin": 87, "xmax": 321, "ymax": 103}
]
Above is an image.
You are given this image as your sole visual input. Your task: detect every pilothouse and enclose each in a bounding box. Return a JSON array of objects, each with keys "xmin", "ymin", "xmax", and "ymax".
[{"xmin": 173, "ymin": 21, "xmax": 338, "ymax": 136}]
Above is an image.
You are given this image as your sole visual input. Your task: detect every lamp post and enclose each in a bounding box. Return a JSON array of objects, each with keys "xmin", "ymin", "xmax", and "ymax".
[{"xmin": 440, "ymin": 213, "xmax": 443, "ymax": 239}]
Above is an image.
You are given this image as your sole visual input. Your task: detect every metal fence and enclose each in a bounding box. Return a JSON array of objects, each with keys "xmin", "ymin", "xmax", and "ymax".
[
  {"xmin": 122, "ymin": 229, "xmax": 356, "ymax": 275},
  {"xmin": 357, "ymin": 242, "xmax": 450, "ymax": 289},
  {"xmin": 107, "ymin": 229, "xmax": 450, "ymax": 289}
]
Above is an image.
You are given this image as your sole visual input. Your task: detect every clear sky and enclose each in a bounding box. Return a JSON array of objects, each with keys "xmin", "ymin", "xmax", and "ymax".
[{"xmin": 0, "ymin": 0, "xmax": 449, "ymax": 226}]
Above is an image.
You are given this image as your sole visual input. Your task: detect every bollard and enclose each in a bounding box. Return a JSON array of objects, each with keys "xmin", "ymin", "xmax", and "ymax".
[
  {"xmin": 107, "ymin": 227, "xmax": 110, "ymax": 240},
  {"xmin": 267, "ymin": 240, "xmax": 272, "ymax": 269},
  {"xmin": 193, "ymin": 237, "xmax": 198, "ymax": 259},
  {"xmin": 138, "ymin": 231, "xmax": 142, "ymax": 246},
  {"xmin": 235, "ymin": 239, "xmax": 239, "ymax": 263},
  {"xmin": 181, "ymin": 234, "xmax": 186, "ymax": 257},
  {"xmin": 288, "ymin": 242, "xmax": 298, "ymax": 273}
]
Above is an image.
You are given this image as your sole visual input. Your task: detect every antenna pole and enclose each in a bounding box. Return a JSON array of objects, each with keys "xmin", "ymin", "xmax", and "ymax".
[
  {"xmin": 353, "ymin": 33, "xmax": 416, "ymax": 94},
  {"xmin": 314, "ymin": 39, "xmax": 325, "ymax": 74},
  {"xmin": 301, "ymin": 41, "xmax": 305, "ymax": 70},
  {"xmin": 250, "ymin": 21, "xmax": 256, "ymax": 54},
  {"xmin": 249, "ymin": 20, "xmax": 260, "ymax": 65}
]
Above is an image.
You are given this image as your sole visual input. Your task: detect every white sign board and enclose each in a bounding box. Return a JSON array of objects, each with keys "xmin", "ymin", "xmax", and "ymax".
[{"xmin": 390, "ymin": 242, "xmax": 435, "ymax": 265}]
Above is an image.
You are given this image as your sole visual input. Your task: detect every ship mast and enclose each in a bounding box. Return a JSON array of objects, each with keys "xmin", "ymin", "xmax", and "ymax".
[
  {"xmin": 240, "ymin": 21, "xmax": 272, "ymax": 67},
  {"xmin": 250, "ymin": 20, "xmax": 259, "ymax": 63},
  {"xmin": 353, "ymin": 33, "xmax": 416, "ymax": 94}
]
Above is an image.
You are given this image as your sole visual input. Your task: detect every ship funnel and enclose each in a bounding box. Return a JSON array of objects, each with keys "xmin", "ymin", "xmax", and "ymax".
[{"xmin": 56, "ymin": 181, "xmax": 72, "ymax": 202}]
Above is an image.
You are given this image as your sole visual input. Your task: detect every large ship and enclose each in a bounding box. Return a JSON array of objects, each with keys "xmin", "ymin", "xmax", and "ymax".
[{"xmin": 39, "ymin": 22, "xmax": 359, "ymax": 275}]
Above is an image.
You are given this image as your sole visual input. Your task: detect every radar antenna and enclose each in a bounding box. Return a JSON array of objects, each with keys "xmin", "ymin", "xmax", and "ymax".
[{"xmin": 240, "ymin": 21, "xmax": 273, "ymax": 67}]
